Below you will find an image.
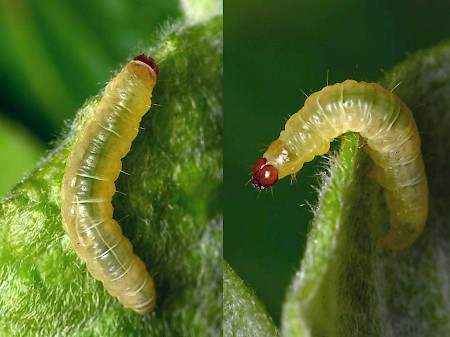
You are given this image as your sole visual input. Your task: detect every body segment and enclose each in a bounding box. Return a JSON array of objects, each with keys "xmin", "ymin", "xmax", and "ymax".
[
  {"xmin": 61, "ymin": 55, "xmax": 158, "ymax": 314},
  {"xmin": 252, "ymin": 80, "xmax": 428, "ymax": 250}
]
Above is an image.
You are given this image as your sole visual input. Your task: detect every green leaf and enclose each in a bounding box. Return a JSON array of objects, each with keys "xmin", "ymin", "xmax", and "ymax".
[
  {"xmin": 224, "ymin": 261, "xmax": 280, "ymax": 337},
  {"xmin": 0, "ymin": 15, "xmax": 222, "ymax": 337},
  {"xmin": 282, "ymin": 41, "xmax": 450, "ymax": 336}
]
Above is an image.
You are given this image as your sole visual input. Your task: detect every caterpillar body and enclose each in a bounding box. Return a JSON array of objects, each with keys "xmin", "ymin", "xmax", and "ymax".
[
  {"xmin": 61, "ymin": 54, "xmax": 158, "ymax": 314},
  {"xmin": 252, "ymin": 80, "xmax": 428, "ymax": 250}
]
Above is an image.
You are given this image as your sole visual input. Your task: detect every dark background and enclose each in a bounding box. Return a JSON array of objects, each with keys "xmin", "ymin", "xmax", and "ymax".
[{"xmin": 224, "ymin": 0, "xmax": 450, "ymax": 324}]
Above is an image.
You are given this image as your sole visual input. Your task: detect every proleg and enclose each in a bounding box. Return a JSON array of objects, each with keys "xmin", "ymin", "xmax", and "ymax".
[
  {"xmin": 61, "ymin": 54, "xmax": 158, "ymax": 314},
  {"xmin": 252, "ymin": 80, "xmax": 428, "ymax": 250}
]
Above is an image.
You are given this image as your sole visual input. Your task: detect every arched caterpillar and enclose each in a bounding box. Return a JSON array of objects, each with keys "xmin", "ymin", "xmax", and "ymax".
[
  {"xmin": 252, "ymin": 80, "xmax": 428, "ymax": 250},
  {"xmin": 61, "ymin": 54, "xmax": 158, "ymax": 314}
]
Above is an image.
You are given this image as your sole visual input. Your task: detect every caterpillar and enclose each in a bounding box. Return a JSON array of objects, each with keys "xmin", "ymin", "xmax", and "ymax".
[
  {"xmin": 61, "ymin": 54, "xmax": 158, "ymax": 314},
  {"xmin": 252, "ymin": 80, "xmax": 428, "ymax": 250}
]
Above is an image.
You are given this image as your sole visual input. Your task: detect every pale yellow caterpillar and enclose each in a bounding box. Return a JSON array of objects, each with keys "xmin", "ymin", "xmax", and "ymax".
[
  {"xmin": 61, "ymin": 54, "xmax": 158, "ymax": 314},
  {"xmin": 252, "ymin": 80, "xmax": 428, "ymax": 250}
]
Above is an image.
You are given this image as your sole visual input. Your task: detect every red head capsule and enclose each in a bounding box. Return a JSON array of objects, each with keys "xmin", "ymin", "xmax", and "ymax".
[
  {"xmin": 134, "ymin": 54, "xmax": 159, "ymax": 75},
  {"xmin": 252, "ymin": 158, "xmax": 279, "ymax": 190}
]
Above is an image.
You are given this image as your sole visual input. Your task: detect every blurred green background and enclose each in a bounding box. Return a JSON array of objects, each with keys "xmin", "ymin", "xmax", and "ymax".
[
  {"xmin": 224, "ymin": 0, "xmax": 450, "ymax": 325},
  {"xmin": 0, "ymin": 0, "xmax": 180, "ymax": 195}
]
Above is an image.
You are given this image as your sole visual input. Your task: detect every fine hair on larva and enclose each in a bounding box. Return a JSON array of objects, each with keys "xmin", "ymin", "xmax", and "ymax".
[
  {"xmin": 252, "ymin": 80, "xmax": 428, "ymax": 250},
  {"xmin": 61, "ymin": 54, "xmax": 158, "ymax": 314}
]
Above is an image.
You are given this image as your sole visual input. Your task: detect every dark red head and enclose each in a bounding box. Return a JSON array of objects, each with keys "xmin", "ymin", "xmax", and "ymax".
[
  {"xmin": 134, "ymin": 54, "xmax": 158, "ymax": 75},
  {"xmin": 252, "ymin": 158, "xmax": 279, "ymax": 190}
]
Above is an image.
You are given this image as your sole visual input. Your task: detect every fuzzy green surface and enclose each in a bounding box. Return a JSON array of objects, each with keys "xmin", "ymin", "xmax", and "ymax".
[
  {"xmin": 281, "ymin": 41, "xmax": 450, "ymax": 336},
  {"xmin": 0, "ymin": 15, "xmax": 222, "ymax": 337},
  {"xmin": 223, "ymin": 261, "xmax": 280, "ymax": 337}
]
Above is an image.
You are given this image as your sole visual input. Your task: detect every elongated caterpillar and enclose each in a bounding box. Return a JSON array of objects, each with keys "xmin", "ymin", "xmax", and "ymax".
[
  {"xmin": 252, "ymin": 80, "xmax": 428, "ymax": 250},
  {"xmin": 61, "ymin": 54, "xmax": 158, "ymax": 314}
]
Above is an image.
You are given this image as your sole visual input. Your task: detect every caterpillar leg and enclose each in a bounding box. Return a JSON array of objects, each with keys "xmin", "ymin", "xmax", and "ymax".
[{"xmin": 290, "ymin": 173, "xmax": 297, "ymax": 185}]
